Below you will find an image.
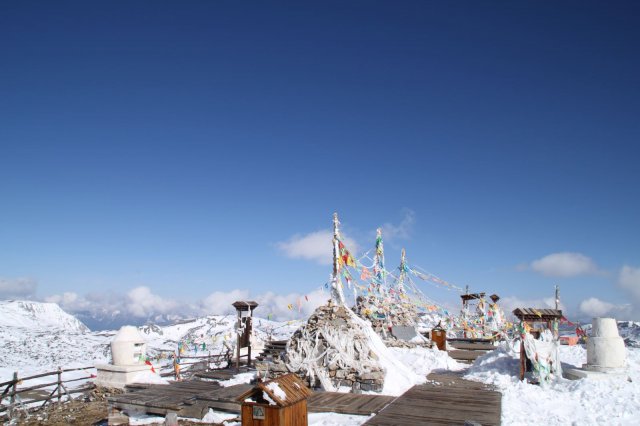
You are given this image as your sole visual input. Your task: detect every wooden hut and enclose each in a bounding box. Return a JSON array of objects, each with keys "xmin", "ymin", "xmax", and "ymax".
[
  {"xmin": 513, "ymin": 307, "xmax": 562, "ymax": 381},
  {"xmin": 237, "ymin": 373, "xmax": 313, "ymax": 426}
]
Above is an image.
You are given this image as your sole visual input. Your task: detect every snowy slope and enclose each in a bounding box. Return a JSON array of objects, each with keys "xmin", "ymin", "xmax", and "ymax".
[
  {"xmin": 0, "ymin": 301, "xmax": 301, "ymax": 382},
  {"xmin": 0, "ymin": 300, "xmax": 88, "ymax": 332}
]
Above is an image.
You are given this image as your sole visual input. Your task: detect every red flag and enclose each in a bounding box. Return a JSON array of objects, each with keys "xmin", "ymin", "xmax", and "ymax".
[{"xmin": 145, "ymin": 360, "xmax": 156, "ymax": 374}]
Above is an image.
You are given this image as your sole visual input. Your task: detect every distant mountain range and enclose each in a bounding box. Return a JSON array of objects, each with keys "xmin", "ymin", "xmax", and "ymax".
[
  {"xmin": 1, "ymin": 299, "xmax": 638, "ymax": 383},
  {"xmin": 72, "ymin": 308, "xmax": 190, "ymax": 331}
]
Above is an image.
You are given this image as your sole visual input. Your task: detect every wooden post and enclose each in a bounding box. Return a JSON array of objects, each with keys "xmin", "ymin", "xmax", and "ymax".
[
  {"xmin": 247, "ymin": 312, "xmax": 253, "ymax": 367},
  {"xmin": 331, "ymin": 213, "xmax": 346, "ymax": 305},
  {"xmin": 555, "ymin": 285, "xmax": 559, "ymax": 310},
  {"xmin": 519, "ymin": 338, "xmax": 526, "ymax": 381},
  {"xmin": 57, "ymin": 367, "xmax": 62, "ymax": 403},
  {"xmin": 10, "ymin": 371, "xmax": 17, "ymax": 411},
  {"xmin": 236, "ymin": 309, "xmax": 241, "ymax": 372},
  {"xmin": 397, "ymin": 248, "xmax": 406, "ymax": 294}
]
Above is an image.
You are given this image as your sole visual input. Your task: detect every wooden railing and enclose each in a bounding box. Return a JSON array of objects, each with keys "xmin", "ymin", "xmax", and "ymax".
[
  {"xmin": 0, "ymin": 366, "xmax": 95, "ymax": 418},
  {"xmin": 159, "ymin": 350, "xmax": 232, "ymax": 378}
]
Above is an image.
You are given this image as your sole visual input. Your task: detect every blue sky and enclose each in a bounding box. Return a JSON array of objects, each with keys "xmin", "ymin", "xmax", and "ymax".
[{"xmin": 1, "ymin": 1, "xmax": 639, "ymax": 323}]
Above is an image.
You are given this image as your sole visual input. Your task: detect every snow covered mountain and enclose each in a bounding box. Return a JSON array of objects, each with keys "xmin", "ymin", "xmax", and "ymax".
[
  {"xmin": 0, "ymin": 300, "xmax": 89, "ymax": 332},
  {"xmin": 0, "ymin": 300, "xmax": 301, "ymax": 383},
  {"xmin": 618, "ymin": 321, "xmax": 640, "ymax": 348}
]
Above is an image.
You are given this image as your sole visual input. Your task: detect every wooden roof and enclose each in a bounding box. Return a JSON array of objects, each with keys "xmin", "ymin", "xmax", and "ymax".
[
  {"xmin": 512, "ymin": 307, "xmax": 562, "ymax": 321},
  {"xmin": 237, "ymin": 373, "xmax": 312, "ymax": 407},
  {"xmin": 461, "ymin": 293, "xmax": 485, "ymax": 301},
  {"xmin": 232, "ymin": 300, "xmax": 259, "ymax": 311}
]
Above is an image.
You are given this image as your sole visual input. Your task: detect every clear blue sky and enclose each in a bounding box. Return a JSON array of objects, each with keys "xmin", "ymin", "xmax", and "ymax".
[{"xmin": 1, "ymin": 1, "xmax": 639, "ymax": 321}]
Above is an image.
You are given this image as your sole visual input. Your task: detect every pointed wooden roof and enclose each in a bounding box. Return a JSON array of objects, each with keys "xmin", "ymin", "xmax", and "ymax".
[{"xmin": 237, "ymin": 373, "xmax": 312, "ymax": 407}]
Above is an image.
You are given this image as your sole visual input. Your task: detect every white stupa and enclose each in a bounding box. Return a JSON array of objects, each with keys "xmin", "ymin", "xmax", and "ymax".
[
  {"xmin": 95, "ymin": 326, "xmax": 152, "ymax": 388},
  {"xmin": 565, "ymin": 317, "xmax": 628, "ymax": 380}
]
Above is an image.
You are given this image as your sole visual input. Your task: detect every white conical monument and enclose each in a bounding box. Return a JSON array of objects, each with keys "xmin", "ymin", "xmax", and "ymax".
[
  {"xmin": 565, "ymin": 317, "xmax": 628, "ymax": 380},
  {"xmin": 95, "ymin": 326, "xmax": 152, "ymax": 388}
]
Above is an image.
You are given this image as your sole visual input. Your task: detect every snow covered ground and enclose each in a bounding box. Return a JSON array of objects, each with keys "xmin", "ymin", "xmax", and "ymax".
[
  {"xmin": 2, "ymin": 300, "xmax": 640, "ymax": 425},
  {"xmin": 466, "ymin": 342, "xmax": 640, "ymax": 425}
]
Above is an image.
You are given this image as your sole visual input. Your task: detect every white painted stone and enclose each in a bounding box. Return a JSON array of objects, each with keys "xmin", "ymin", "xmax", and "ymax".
[
  {"xmin": 111, "ymin": 325, "xmax": 147, "ymax": 366},
  {"xmin": 584, "ymin": 317, "xmax": 626, "ymax": 372},
  {"xmin": 94, "ymin": 363, "xmax": 151, "ymax": 389},
  {"xmin": 564, "ymin": 317, "xmax": 628, "ymax": 381},
  {"xmin": 95, "ymin": 325, "xmax": 149, "ymax": 388}
]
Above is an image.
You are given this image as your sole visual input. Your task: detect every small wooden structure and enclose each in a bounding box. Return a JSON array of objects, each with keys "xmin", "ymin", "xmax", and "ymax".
[
  {"xmin": 430, "ymin": 323, "xmax": 446, "ymax": 350},
  {"xmin": 237, "ymin": 373, "xmax": 312, "ymax": 426},
  {"xmin": 232, "ymin": 300, "xmax": 259, "ymax": 370},
  {"xmin": 460, "ymin": 292, "xmax": 486, "ymax": 338},
  {"xmin": 461, "ymin": 292, "xmax": 485, "ymax": 309},
  {"xmin": 513, "ymin": 307, "xmax": 562, "ymax": 380}
]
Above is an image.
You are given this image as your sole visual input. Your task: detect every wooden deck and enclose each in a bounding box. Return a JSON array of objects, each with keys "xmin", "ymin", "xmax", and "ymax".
[
  {"xmin": 448, "ymin": 339, "xmax": 497, "ymax": 364},
  {"xmin": 109, "ymin": 380, "xmax": 395, "ymax": 418},
  {"xmin": 109, "ymin": 381, "xmax": 252, "ymax": 418},
  {"xmin": 110, "ymin": 370, "xmax": 501, "ymax": 424},
  {"xmin": 364, "ymin": 371, "xmax": 501, "ymax": 426},
  {"xmin": 308, "ymin": 392, "xmax": 395, "ymax": 416}
]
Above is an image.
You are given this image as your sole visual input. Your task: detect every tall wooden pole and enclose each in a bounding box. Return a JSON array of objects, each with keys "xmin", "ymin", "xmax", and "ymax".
[
  {"xmin": 397, "ymin": 248, "xmax": 406, "ymax": 294},
  {"xmin": 555, "ymin": 285, "xmax": 560, "ymax": 310},
  {"xmin": 374, "ymin": 228, "xmax": 386, "ymax": 288},
  {"xmin": 331, "ymin": 213, "xmax": 346, "ymax": 305}
]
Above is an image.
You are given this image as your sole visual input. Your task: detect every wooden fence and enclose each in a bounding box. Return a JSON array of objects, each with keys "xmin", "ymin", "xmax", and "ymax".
[
  {"xmin": 160, "ymin": 350, "xmax": 232, "ymax": 378},
  {"xmin": 0, "ymin": 366, "xmax": 95, "ymax": 418}
]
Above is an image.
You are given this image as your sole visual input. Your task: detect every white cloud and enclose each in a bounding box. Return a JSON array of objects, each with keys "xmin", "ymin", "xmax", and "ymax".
[
  {"xmin": 276, "ymin": 230, "xmax": 359, "ymax": 265},
  {"xmin": 619, "ymin": 265, "xmax": 640, "ymax": 301},
  {"xmin": 44, "ymin": 285, "xmax": 332, "ymax": 324},
  {"xmin": 199, "ymin": 289, "xmax": 251, "ymax": 316},
  {"xmin": 0, "ymin": 277, "xmax": 37, "ymax": 299},
  {"xmin": 529, "ymin": 252, "xmax": 599, "ymax": 277},
  {"xmin": 45, "ymin": 292, "xmax": 92, "ymax": 312},
  {"xmin": 126, "ymin": 286, "xmax": 179, "ymax": 318},
  {"xmin": 579, "ymin": 297, "xmax": 616, "ymax": 318},
  {"xmin": 253, "ymin": 289, "xmax": 329, "ymax": 320},
  {"xmin": 380, "ymin": 209, "xmax": 415, "ymax": 241},
  {"xmin": 500, "ymin": 295, "xmax": 565, "ymax": 318}
]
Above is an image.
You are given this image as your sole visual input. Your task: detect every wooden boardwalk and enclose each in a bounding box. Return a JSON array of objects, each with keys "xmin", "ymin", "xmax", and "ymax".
[
  {"xmin": 308, "ymin": 392, "xmax": 395, "ymax": 416},
  {"xmin": 110, "ymin": 370, "xmax": 501, "ymax": 424},
  {"xmin": 364, "ymin": 371, "xmax": 501, "ymax": 426},
  {"xmin": 109, "ymin": 380, "xmax": 394, "ymax": 418},
  {"xmin": 109, "ymin": 381, "xmax": 252, "ymax": 418},
  {"xmin": 448, "ymin": 339, "xmax": 497, "ymax": 364}
]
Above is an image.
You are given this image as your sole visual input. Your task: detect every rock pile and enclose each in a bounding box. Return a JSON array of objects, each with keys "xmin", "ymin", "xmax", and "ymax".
[
  {"xmin": 258, "ymin": 300, "xmax": 386, "ymax": 392},
  {"xmin": 354, "ymin": 295, "xmax": 418, "ymax": 338}
]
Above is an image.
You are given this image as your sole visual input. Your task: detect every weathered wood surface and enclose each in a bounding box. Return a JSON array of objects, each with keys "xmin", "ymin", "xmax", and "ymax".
[
  {"xmin": 308, "ymin": 392, "xmax": 395, "ymax": 415},
  {"xmin": 448, "ymin": 342, "xmax": 496, "ymax": 351},
  {"xmin": 109, "ymin": 381, "xmax": 252, "ymax": 417},
  {"xmin": 110, "ymin": 380, "xmax": 395, "ymax": 418},
  {"xmin": 193, "ymin": 365, "xmax": 253, "ymax": 381},
  {"xmin": 364, "ymin": 371, "xmax": 501, "ymax": 426},
  {"xmin": 448, "ymin": 349, "xmax": 487, "ymax": 362}
]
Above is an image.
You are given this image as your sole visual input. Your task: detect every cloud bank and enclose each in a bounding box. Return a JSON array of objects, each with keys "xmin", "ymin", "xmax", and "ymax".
[
  {"xmin": 0, "ymin": 277, "xmax": 37, "ymax": 299},
  {"xmin": 44, "ymin": 285, "xmax": 331, "ymax": 326},
  {"xmin": 529, "ymin": 252, "xmax": 599, "ymax": 277}
]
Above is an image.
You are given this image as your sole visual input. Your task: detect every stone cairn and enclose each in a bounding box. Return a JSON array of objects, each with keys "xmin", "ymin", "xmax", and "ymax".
[
  {"xmin": 258, "ymin": 300, "xmax": 385, "ymax": 392},
  {"xmin": 354, "ymin": 295, "xmax": 418, "ymax": 341}
]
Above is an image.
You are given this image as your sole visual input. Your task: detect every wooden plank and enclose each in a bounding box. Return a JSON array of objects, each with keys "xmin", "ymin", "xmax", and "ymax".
[
  {"xmin": 448, "ymin": 342, "xmax": 496, "ymax": 351},
  {"xmin": 448, "ymin": 349, "xmax": 485, "ymax": 361},
  {"xmin": 365, "ymin": 372, "xmax": 501, "ymax": 426}
]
